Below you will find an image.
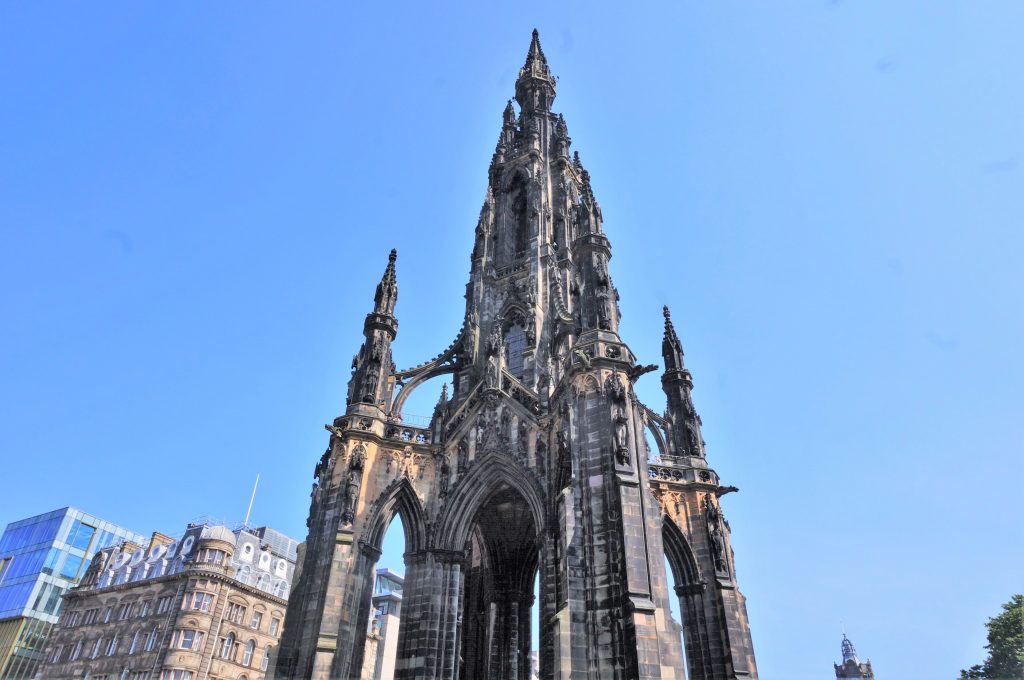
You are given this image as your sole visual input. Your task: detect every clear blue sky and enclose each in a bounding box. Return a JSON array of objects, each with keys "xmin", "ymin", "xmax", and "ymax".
[{"xmin": 1, "ymin": 3, "xmax": 1021, "ymax": 678}]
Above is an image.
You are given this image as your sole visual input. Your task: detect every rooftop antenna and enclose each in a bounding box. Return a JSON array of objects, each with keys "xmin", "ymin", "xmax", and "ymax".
[{"xmin": 244, "ymin": 474, "xmax": 260, "ymax": 528}]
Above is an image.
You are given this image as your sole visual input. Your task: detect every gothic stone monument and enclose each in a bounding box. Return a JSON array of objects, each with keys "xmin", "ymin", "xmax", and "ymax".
[{"xmin": 275, "ymin": 31, "xmax": 758, "ymax": 680}]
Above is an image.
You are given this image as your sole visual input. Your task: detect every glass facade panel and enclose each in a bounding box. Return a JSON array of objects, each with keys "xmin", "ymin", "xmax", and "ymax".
[
  {"xmin": 59, "ymin": 554, "xmax": 83, "ymax": 579},
  {"xmin": 69, "ymin": 521, "xmax": 96, "ymax": 551},
  {"xmin": 40, "ymin": 549, "xmax": 61, "ymax": 576}
]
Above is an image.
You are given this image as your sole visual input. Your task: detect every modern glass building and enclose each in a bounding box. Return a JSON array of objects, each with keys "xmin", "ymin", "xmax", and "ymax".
[{"xmin": 0, "ymin": 506, "xmax": 146, "ymax": 679}]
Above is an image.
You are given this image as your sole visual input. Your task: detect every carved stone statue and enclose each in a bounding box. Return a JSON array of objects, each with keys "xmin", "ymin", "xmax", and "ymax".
[
  {"xmin": 350, "ymin": 445, "xmax": 365, "ymax": 471},
  {"xmin": 704, "ymin": 494, "xmax": 727, "ymax": 573},
  {"xmin": 457, "ymin": 438, "xmax": 469, "ymax": 472},
  {"xmin": 613, "ymin": 412, "xmax": 630, "ymax": 466},
  {"xmin": 440, "ymin": 459, "xmax": 451, "ymax": 496},
  {"xmin": 341, "ymin": 471, "xmax": 359, "ymax": 526},
  {"xmin": 516, "ymin": 420, "xmax": 529, "ymax": 458}
]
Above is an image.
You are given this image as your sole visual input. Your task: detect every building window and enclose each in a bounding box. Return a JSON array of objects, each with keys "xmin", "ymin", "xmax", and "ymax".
[
  {"xmin": 220, "ymin": 632, "xmax": 236, "ymax": 660},
  {"xmin": 70, "ymin": 641, "xmax": 83, "ymax": 661},
  {"xmin": 50, "ymin": 645, "xmax": 63, "ymax": 663},
  {"xmin": 91, "ymin": 637, "xmax": 103, "ymax": 659},
  {"xmin": 59, "ymin": 553, "xmax": 84, "ymax": 579},
  {"xmin": 159, "ymin": 671, "xmax": 193, "ymax": 680},
  {"xmin": 138, "ymin": 600, "xmax": 151, "ymax": 617},
  {"xmin": 83, "ymin": 608, "xmax": 99, "ymax": 625},
  {"xmin": 261, "ymin": 645, "xmax": 271, "ymax": 671},
  {"xmin": 505, "ymin": 324, "xmax": 526, "ymax": 378},
  {"xmin": 156, "ymin": 596, "xmax": 172, "ymax": 614},
  {"xmin": 250, "ymin": 611, "xmax": 263, "ymax": 630},
  {"xmin": 144, "ymin": 629, "xmax": 160, "ymax": 652},
  {"xmin": 67, "ymin": 520, "xmax": 97, "ymax": 551},
  {"xmin": 241, "ymin": 640, "xmax": 255, "ymax": 666},
  {"xmin": 106, "ymin": 635, "xmax": 118, "ymax": 656},
  {"xmin": 226, "ymin": 602, "xmax": 246, "ymax": 624},
  {"xmin": 269, "ymin": 617, "xmax": 280, "ymax": 636},
  {"xmin": 118, "ymin": 603, "xmax": 134, "ymax": 620},
  {"xmin": 102, "ymin": 606, "xmax": 114, "ymax": 623},
  {"xmin": 170, "ymin": 629, "xmax": 204, "ymax": 651},
  {"xmin": 0, "ymin": 556, "xmax": 12, "ymax": 582},
  {"xmin": 236, "ymin": 565, "xmax": 252, "ymax": 585},
  {"xmin": 182, "ymin": 592, "xmax": 213, "ymax": 612},
  {"xmin": 198, "ymin": 549, "xmax": 225, "ymax": 565}
]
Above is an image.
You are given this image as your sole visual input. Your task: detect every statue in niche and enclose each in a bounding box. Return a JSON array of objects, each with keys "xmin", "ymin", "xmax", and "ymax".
[
  {"xmin": 704, "ymin": 494, "xmax": 728, "ymax": 573},
  {"xmin": 439, "ymin": 458, "xmax": 451, "ymax": 496},
  {"xmin": 500, "ymin": 409, "xmax": 512, "ymax": 446},
  {"xmin": 370, "ymin": 338, "xmax": 384, "ymax": 363},
  {"xmin": 516, "ymin": 420, "xmax": 529, "ymax": 458},
  {"xmin": 535, "ymin": 433, "xmax": 548, "ymax": 476},
  {"xmin": 341, "ymin": 471, "xmax": 360, "ymax": 526},
  {"xmin": 613, "ymin": 411, "xmax": 630, "ymax": 467},
  {"xmin": 607, "ymin": 374, "xmax": 630, "ymax": 466},
  {"xmin": 596, "ymin": 289, "xmax": 612, "ymax": 330},
  {"xmin": 364, "ymin": 369, "xmax": 379, "ymax": 402},
  {"xmin": 687, "ymin": 426, "xmax": 699, "ymax": 452},
  {"xmin": 350, "ymin": 445, "xmax": 365, "ymax": 471},
  {"xmin": 457, "ymin": 438, "xmax": 469, "ymax": 472},
  {"xmin": 487, "ymin": 321, "xmax": 504, "ymax": 357}
]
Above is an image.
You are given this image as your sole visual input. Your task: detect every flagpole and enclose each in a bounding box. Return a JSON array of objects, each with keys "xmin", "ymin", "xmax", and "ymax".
[{"xmin": 244, "ymin": 473, "xmax": 260, "ymax": 528}]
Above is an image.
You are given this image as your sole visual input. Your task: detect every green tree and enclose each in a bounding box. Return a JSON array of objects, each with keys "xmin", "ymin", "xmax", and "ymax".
[{"xmin": 959, "ymin": 594, "xmax": 1024, "ymax": 680}]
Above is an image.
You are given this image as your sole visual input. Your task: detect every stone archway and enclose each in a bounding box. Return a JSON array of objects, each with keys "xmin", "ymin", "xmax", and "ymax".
[{"xmin": 458, "ymin": 485, "xmax": 540, "ymax": 680}]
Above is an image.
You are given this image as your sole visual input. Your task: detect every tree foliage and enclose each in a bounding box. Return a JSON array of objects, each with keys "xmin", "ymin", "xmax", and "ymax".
[{"xmin": 959, "ymin": 594, "xmax": 1024, "ymax": 680}]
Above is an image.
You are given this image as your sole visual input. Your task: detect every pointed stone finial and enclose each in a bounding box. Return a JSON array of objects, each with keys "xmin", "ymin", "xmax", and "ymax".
[
  {"xmin": 516, "ymin": 29, "xmax": 555, "ymax": 112},
  {"xmin": 662, "ymin": 305, "xmax": 685, "ymax": 370},
  {"xmin": 503, "ymin": 99, "xmax": 516, "ymax": 126},
  {"xmin": 526, "ymin": 28, "xmax": 544, "ymax": 64},
  {"xmin": 373, "ymin": 249, "xmax": 398, "ymax": 316}
]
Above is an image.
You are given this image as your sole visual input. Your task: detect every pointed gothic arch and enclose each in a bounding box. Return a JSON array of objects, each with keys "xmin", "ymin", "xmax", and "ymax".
[
  {"xmin": 662, "ymin": 515, "xmax": 715, "ymax": 679},
  {"xmin": 662, "ymin": 516, "xmax": 701, "ymax": 589},
  {"xmin": 434, "ymin": 451, "xmax": 546, "ymax": 552},
  {"xmin": 360, "ymin": 476, "xmax": 427, "ymax": 554}
]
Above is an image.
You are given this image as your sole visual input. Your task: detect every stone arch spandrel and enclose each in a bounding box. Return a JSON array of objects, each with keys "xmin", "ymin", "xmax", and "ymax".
[{"xmin": 433, "ymin": 452, "xmax": 547, "ymax": 552}]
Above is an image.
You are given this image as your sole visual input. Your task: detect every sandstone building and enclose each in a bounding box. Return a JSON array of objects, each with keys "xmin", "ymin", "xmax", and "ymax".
[
  {"xmin": 275, "ymin": 31, "xmax": 757, "ymax": 679},
  {"xmin": 35, "ymin": 523, "xmax": 297, "ymax": 680}
]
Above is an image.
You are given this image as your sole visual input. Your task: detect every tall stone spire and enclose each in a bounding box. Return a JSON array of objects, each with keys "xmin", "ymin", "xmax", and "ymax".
[
  {"xmin": 346, "ymin": 249, "xmax": 399, "ymax": 408},
  {"xmin": 278, "ymin": 32, "xmax": 758, "ymax": 680},
  {"xmin": 661, "ymin": 305, "xmax": 704, "ymax": 459}
]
